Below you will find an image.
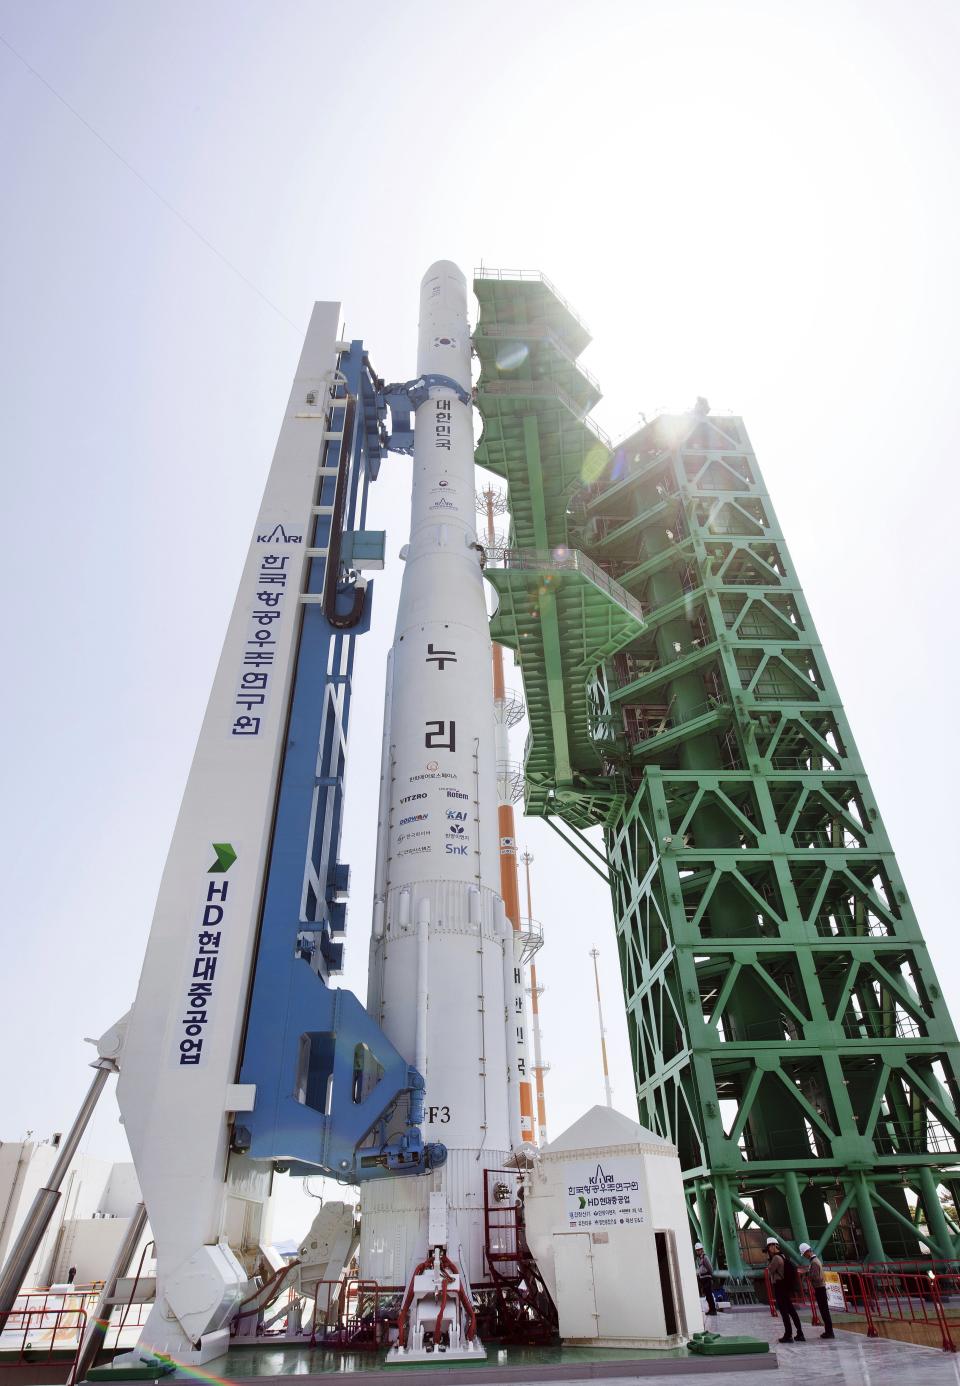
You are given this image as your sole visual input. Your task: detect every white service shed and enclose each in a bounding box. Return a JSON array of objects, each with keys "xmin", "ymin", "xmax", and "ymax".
[{"xmin": 522, "ymin": 1106, "xmax": 702, "ymax": 1349}]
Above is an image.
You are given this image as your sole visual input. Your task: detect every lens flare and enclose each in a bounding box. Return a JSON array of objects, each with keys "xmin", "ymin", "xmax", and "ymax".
[
  {"xmin": 581, "ymin": 444, "xmax": 608, "ymax": 485},
  {"xmin": 495, "ymin": 341, "xmax": 529, "ymax": 371}
]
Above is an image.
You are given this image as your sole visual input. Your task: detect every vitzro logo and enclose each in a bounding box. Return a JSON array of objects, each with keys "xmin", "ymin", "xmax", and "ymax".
[
  {"xmin": 399, "ymin": 813, "xmax": 429, "ymax": 826},
  {"xmin": 446, "ymin": 789, "xmax": 468, "ymax": 801},
  {"xmin": 400, "ymin": 793, "xmax": 427, "ymax": 804},
  {"xmin": 256, "ymin": 523, "xmax": 302, "ymax": 544}
]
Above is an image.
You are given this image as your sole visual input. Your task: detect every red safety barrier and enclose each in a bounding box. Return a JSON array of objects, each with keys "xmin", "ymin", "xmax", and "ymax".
[
  {"xmin": 308, "ymin": 1277, "xmax": 405, "ymax": 1349},
  {"xmin": 837, "ymin": 1269, "xmax": 956, "ymax": 1352},
  {"xmin": 0, "ymin": 1305, "xmax": 88, "ymax": 1368}
]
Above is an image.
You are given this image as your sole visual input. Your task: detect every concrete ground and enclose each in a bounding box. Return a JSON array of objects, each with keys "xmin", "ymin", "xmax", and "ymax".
[{"xmin": 624, "ymin": 1305, "xmax": 960, "ymax": 1386}]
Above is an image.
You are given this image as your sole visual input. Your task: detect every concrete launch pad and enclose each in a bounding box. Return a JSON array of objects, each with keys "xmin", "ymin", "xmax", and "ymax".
[
  {"xmin": 152, "ymin": 1308, "xmax": 960, "ymax": 1386},
  {"xmin": 188, "ymin": 1342, "xmax": 775, "ymax": 1382}
]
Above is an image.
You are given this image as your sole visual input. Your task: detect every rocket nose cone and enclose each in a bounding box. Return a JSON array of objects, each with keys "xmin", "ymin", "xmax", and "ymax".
[{"xmin": 421, "ymin": 259, "xmax": 466, "ymax": 288}]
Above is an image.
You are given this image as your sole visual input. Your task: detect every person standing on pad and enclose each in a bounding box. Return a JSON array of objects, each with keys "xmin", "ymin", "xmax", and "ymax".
[
  {"xmin": 766, "ymin": 1237, "xmax": 805, "ymax": 1342},
  {"xmin": 694, "ymin": 1242, "xmax": 717, "ymax": 1316},
  {"xmin": 799, "ymin": 1243, "xmax": 834, "ymax": 1339}
]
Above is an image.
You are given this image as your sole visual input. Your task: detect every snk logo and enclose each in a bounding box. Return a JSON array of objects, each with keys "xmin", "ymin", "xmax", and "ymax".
[{"xmin": 257, "ymin": 523, "xmax": 302, "ymax": 544}]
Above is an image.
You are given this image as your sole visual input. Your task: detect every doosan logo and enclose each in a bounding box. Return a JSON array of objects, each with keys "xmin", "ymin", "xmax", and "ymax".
[
  {"xmin": 400, "ymin": 793, "xmax": 427, "ymax": 804},
  {"xmin": 399, "ymin": 813, "xmax": 429, "ymax": 826},
  {"xmin": 256, "ymin": 523, "xmax": 302, "ymax": 544}
]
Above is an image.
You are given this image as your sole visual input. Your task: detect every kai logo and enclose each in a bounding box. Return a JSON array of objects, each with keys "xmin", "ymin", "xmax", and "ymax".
[
  {"xmin": 257, "ymin": 523, "xmax": 303, "ymax": 544},
  {"xmin": 446, "ymin": 810, "xmax": 467, "ymax": 821}
]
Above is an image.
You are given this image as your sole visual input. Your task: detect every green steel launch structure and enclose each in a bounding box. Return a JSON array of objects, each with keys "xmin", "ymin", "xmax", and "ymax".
[{"xmin": 475, "ymin": 267, "xmax": 960, "ymax": 1274}]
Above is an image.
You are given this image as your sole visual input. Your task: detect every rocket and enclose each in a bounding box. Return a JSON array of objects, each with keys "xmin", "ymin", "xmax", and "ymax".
[{"xmin": 362, "ymin": 263, "xmax": 518, "ymax": 1293}]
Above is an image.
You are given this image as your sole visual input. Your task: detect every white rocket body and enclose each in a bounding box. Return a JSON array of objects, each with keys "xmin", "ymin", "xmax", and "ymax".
[{"xmin": 363, "ymin": 263, "xmax": 513, "ymax": 1285}]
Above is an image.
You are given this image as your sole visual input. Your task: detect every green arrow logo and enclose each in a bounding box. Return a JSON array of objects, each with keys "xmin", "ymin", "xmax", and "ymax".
[
  {"xmin": 209, "ymin": 843, "xmax": 237, "ymax": 873},
  {"xmin": 579, "ymin": 1196, "xmax": 587, "ymax": 1209}
]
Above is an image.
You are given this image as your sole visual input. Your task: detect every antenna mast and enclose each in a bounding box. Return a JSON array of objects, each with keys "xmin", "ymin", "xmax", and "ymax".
[
  {"xmin": 590, "ymin": 948, "xmax": 613, "ymax": 1108},
  {"xmin": 521, "ymin": 851, "xmax": 549, "ymax": 1144}
]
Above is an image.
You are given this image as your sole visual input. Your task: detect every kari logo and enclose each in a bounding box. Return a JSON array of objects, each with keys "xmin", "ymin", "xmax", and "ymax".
[
  {"xmin": 447, "ymin": 823, "xmax": 466, "ymax": 837},
  {"xmin": 446, "ymin": 789, "xmax": 468, "ymax": 801},
  {"xmin": 400, "ymin": 793, "xmax": 427, "ymax": 804},
  {"xmin": 256, "ymin": 523, "xmax": 302, "ymax": 544},
  {"xmin": 399, "ymin": 813, "xmax": 429, "ymax": 826}
]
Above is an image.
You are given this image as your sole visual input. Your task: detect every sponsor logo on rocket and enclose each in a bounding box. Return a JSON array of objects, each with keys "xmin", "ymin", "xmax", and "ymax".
[
  {"xmin": 400, "ymin": 793, "xmax": 427, "ymax": 804},
  {"xmin": 399, "ymin": 813, "xmax": 429, "ymax": 826},
  {"xmin": 446, "ymin": 789, "xmax": 468, "ymax": 800}
]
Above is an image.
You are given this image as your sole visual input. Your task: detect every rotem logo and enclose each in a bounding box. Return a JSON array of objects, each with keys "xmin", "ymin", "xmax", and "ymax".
[
  {"xmin": 446, "ymin": 789, "xmax": 468, "ymax": 801},
  {"xmin": 256, "ymin": 523, "xmax": 302, "ymax": 544}
]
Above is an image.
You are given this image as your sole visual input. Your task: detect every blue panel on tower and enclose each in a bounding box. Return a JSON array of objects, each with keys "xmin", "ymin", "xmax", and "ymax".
[{"xmin": 236, "ymin": 343, "xmax": 442, "ymax": 1181}]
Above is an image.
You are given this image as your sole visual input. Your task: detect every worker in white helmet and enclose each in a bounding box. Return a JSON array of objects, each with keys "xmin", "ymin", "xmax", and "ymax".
[
  {"xmin": 766, "ymin": 1237, "xmax": 804, "ymax": 1342},
  {"xmin": 694, "ymin": 1242, "xmax": 717, "ymax": 1316},
  {"xmin": 799, "ymin": 1243, "xmax": 834, "ymax": 1339}
]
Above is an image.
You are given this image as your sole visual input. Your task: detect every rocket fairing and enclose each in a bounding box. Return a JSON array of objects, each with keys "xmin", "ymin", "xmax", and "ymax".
[{"xmin": 362, "ymin": 262, "xmax": 516, "ymax": 1285}]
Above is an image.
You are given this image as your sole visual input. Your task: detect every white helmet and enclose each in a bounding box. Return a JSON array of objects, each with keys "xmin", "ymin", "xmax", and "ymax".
[
  {"xmin": 799, "ymin": 1242, "xmax": 812, "ymax": 1255},
  {"xmin": 695, "ymin": 1242, "xmax": 704, "ymax": 1250},
  {"xmin": 766, "ymin": 1236, "xmax": 780, "ymax": 1246}
]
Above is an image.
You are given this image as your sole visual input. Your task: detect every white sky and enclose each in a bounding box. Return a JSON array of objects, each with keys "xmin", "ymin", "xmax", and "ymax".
[{"xmin": 2, "ymin": 0, "xmax": 959, "ymax": 1241}]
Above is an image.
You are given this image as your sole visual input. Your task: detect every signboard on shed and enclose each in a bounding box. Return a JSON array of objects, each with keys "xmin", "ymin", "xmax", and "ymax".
[{"xmin": 564, "ymin": 1157, "xmax": 647, "ymax": 1231}]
